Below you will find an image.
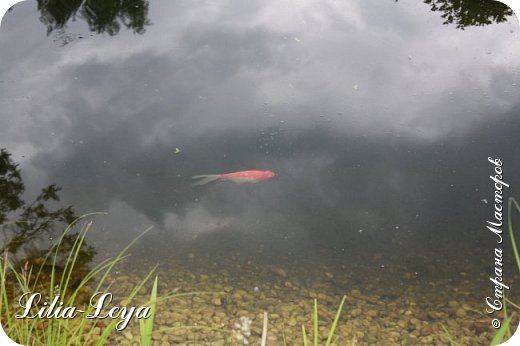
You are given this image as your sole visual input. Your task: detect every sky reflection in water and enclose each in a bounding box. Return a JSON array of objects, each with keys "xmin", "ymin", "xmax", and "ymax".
[{"xmin": 0, "ymin": 0, "xmax": 519, "ymax": 255}]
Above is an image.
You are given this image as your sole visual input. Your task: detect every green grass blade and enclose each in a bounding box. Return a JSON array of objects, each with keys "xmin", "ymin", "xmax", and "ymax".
[
  {"xmin": 140, "ymin": 276, "xmax": 158, "ymax": 346},
  {"xmin": 325, "ymin": 295, "xmax": 346, "ymax": 346},
  {"xmin": 0, "ymin": 216, "xmax": 167, "ymax": 346},
  {"xmin": 440, "ymin": 324, "xmax": 462, "ymax": 346},
  {"xmin": 505, "ymin": 298, "xmax": 520, "ymax": 310},
  {"xmin": 95, "ymin": 265, "xmax": 157, "ymax": 345},
  {"xmin": 313, "ymin": 298, "xmax": 318, "ymax": 346},
  {"xmin": 60, "ymin": 221, "xmax": 91, "ymax": 299},
  {"xmin": 92, "ymin": 226, "xmax": 153, "ymax": 296},
  {"xmin": 281, "ymin": 330, "xmax": 287, "ymax": 346},
  {"xmin": 302, "ymin": 324, "xmax": 308, "ymax": 346},
  {"xmin": 490, "ymin": 316, "xmax": 512, "ymax": 346},
  {"xmin": 508, "ymin": 197, "xmax": 520, "ymax": 271}
]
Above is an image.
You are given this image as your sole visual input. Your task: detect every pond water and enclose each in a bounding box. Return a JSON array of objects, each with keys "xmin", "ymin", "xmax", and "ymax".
[{"xmin": 1, "ymin": 0, "xmax": 519, "ymax": 345}]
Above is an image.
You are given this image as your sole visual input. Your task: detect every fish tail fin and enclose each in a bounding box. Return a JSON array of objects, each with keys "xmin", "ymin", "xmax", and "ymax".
[{"xmin": 191, "ymin": 174, "xmax": 221, "ymax": 186}]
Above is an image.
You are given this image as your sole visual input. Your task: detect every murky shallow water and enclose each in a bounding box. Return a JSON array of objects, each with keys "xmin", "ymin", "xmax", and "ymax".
[
  {"xmin": 1, "ymin": 0, "xmax": 520, "ymax": 345},
  {"xmin": 104, "ymin": 239, "xmax": 516, "ymax": 345}
]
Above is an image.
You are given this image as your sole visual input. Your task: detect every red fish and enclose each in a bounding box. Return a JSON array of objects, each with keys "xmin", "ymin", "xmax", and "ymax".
[{"xmin": 192, "ymin": 170, "xmax": 275, "ymax": 186}]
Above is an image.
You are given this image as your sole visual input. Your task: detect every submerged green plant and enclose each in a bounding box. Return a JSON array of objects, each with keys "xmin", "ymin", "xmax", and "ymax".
[
  {"xmin": 489, "ymin": 197, "xmax": 520, "ymax": 346},
  {"xmin": 0, "ymin": 214, "xmax": 158, "ymax": 346},
  {"xmin": 441, "ymin": 197, "xmax": 519, "ymax": 346},
  {"xmin": 139, "ymin": 276, "xmax": 158, "ymax": 346},
  {"xmin": 508, "ymin": 197, "xmax": 520, "ymax": 272},
  {"xmin": 302, "ymin": 295, "xmax": 346, "ymax": 346}
]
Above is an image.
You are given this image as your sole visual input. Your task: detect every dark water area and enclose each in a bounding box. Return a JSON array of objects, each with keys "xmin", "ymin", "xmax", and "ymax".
[{"xmin": 1, "ymin": 0, "xmax": 520, "ymax": 345}]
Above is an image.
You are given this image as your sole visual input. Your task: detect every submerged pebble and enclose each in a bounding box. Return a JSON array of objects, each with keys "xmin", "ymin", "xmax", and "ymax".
[{"xmin": 105, "ymin": 249, "xmax": 517, "ymax": 346}]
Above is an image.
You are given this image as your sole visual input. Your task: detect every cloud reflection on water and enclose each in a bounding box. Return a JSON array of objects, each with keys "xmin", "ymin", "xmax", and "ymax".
[{"xmin": 0, "ymin": 0, "xmax": 519, "ymax": 250}]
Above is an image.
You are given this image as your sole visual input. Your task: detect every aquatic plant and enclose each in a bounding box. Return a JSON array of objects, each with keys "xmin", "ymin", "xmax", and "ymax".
[
  {"xmin": 301, "ymin": 295, "xmax": 346, "ymax": 346},
  {"xmin": 489, "ymin": 197, "xmax": 520, "ymax": 346},
  {"xmin": 439, "ymin": 197, "xmax": 520, "ymax": 346},
  {"xmin": 0, "ymin": 215, "xmax": 157, "ymax": 345},
  {"xmin": 139, "ymin": 276, "xmax": 158, "ymax": 346}
]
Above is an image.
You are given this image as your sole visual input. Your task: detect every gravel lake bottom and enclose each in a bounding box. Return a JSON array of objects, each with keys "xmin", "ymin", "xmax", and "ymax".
[{"xmin": 101, "ymin": 236, "xmax": 519, "ymax": 346}]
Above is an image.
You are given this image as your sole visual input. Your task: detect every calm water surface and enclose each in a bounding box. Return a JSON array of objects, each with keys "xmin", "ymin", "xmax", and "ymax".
[{"xmin": 1, "ymin": 0, "xmax": 519, "ymax": 345}]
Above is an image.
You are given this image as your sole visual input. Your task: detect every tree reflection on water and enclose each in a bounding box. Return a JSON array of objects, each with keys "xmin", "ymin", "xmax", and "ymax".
[
  {"xmin": 393, "ymin": 0, "xmax": 514, "ymax": 30},
  {"xmin": 423, "ymin": 0, "xmax": 513, "ymax": 29},
  {"xmin": 29, "ymin": 0, "xmax": 513, "ymax": 40},
  {"xmin": 36, "ymin": 0, "xmax": 151, "ymax": 40},
  {"xmin": 0, "ymin": 148, "xmax": 95, "ymax": 284}
]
